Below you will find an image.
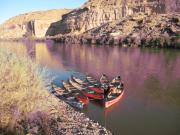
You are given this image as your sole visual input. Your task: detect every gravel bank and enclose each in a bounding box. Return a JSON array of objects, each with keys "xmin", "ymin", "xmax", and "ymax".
[
  {"xmin": 50, "ymin": 99, "xmax": 112, "ymax": 135},
  {"xmin": 23, "ymin": 94, "xmax": 112, "ymax": 135}
]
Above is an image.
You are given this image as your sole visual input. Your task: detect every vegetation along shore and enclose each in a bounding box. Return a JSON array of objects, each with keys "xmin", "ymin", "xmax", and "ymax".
[{"xmin": 0, "ymin": 49, "xmax": 111, "ymax": 135}]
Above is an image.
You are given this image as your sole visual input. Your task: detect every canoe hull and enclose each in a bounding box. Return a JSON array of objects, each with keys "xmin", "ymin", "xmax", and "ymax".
[
  {"xmin": 76, "ymin": 95, "xmax": 89, "ymax": 104},
  {"xmin": 62, "ymin": 81, "xmax": 89, "ymax": 104},
  {"xmin": 70, "ymin": 78, "xmax": 104, "ymax": 100},
  {"xmin": 83, "ymin": 91, "xmax": 104, "ymax": 100},
  {"xmin": 88, "ymin": 87, "xmax": 104, "ymax": 94},
  {"xmin": 72, "ymin": 76, "xmax": 88, "ymax": 85},
  {"xmin": 105, "ymin": 90, "xmax": 124, "ymax": 108},
  {"xmin": 86, "ymin": 76, "xmax": 101, "ymax": 86}
]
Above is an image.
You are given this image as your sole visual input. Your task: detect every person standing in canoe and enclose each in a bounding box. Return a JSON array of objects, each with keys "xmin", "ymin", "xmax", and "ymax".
[
  {"xmin": 115, "ymin": 82, "xmax": 124, "ymax": 93},
  {"xmin": 111, "ymin": 76, "xmax": 124, "ymax": 94},
  {"xmin": 104, "ymin": 85, "xmax": 111, "ymax": 99},
  {"xmin": 111, "ymin": 76, "xmax": 121, "ymax": 86},
  {"xmin": 100, "ymin": 74, "xmax": 109, "ymax": 84}
]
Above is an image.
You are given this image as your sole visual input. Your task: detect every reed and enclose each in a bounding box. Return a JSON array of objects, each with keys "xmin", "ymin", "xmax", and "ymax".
[{"xmin": 0, "ymin": 49, "xmax": 58, "ymax": 134}]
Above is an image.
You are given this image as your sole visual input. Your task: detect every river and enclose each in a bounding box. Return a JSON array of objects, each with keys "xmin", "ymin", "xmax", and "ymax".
[{"xmin": 0, "ymin": 41, "xmax": 180, "ymax": 135}]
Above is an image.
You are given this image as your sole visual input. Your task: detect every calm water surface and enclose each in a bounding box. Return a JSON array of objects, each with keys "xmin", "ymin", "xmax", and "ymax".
[{"xmin": 0, "ymin": 41, "xmax": 180, "ymax": 135}]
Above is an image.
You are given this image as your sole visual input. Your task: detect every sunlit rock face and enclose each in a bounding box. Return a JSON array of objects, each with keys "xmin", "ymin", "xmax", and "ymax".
[
  {"xmin": 0, "ymin": 0, "xmax": 179, "ymax": 38},
  {"xmin": 0, "ymin": 9, "xmax": 71, "ymax": 38},
  {"xmin": 48, "ymin": 0, "xmax": 124, "ymax": 35},
  {"xmin": 48, "ymin": 0, "xmax": 180, "ymax": 36}
]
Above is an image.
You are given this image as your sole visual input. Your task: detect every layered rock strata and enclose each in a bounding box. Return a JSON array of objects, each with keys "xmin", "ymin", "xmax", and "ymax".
[
  {"xmin": 47, "ymin": 0, "xmax": 180, "ymax": 36},
  {"xmin": 0, "ymin": 9, "xmax": 71, "ymax": 38},
  {"xmin": 49, "ymin": 13, "xmax": 180, "ymax": 48}
]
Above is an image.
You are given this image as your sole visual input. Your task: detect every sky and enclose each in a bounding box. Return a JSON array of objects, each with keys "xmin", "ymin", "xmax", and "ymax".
[{"xmin": 0, "ymin": 0, "xmax": 87, "ymax": 24}]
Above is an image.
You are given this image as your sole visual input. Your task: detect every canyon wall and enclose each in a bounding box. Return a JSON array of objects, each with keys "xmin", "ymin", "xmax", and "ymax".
[
  {"xmin": 0, "ymin": 9, "xmax": 71, "ymax": 39},
  {"xmin": 47, "ymin": 0, "xmax": 180, "ymax": 36},
  {"xmin": 0, "ymin": 0, "xmax": 179, "ymax": 39}
]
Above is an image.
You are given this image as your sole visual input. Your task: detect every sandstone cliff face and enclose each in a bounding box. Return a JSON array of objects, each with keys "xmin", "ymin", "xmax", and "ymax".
[
  {"xmin": 52, "ymin": 13, "xmax": 180, "ymax": 48},
  {"xmin": 47, "ymin": 0, "xmax": 180, "ymax": 36},
  {"xmin": 48, "ymin": 0, "xmax": 123, "ymax": 35},
  {"xmin": 0, "ymin": 9, "xmax": 71, "ymax": 39},
  {"xmin": 0, "ymin": 0, "xmax": 179, "ymax": 39},
  {"xmin": 48, "ymin": 0, "xmax": 123, "ymax": 36},
  {"xmin": 85, "ymin": 13, "xmax": 180, "ymax": 38}
]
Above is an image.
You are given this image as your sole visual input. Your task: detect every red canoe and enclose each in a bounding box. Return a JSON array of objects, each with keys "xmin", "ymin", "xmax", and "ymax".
[
  {"xmin": 62, "ymin": 80, "xmax": 89, "ymax": 105},
  {"xmin": 82, "ymin": 91, "xmax": 104, "ymax": 100},
  {"xmin": 76, "ymin": 95, "xmax": 89, "ymax": 105},
  {"xmin": 105, "ymin": 90, "xmax": 124, "ymax": 108},
  {"xmin": 88, "ymin": 87, "xmax": 104, "ymax": 94}
]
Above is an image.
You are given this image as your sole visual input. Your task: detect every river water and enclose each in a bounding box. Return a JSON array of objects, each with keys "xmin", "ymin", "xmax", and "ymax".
[{"xmin": 0, "ymin": 41, "xmax": 180, "ymax": 135}]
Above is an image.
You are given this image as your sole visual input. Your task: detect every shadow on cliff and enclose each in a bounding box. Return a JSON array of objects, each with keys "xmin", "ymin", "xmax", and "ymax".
[
  {"xmin": 45, "ymin": 7, "xmax": 89, "ymax": 36},
  {"xmin": 45, "ymin": 1, "xmax": 180, "ymax": 37}
]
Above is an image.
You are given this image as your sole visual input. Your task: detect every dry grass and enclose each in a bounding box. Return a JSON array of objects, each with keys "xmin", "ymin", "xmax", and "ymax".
[{"xmin": 0, "ymin": 49, "xmax": 58, "ymax": 134}]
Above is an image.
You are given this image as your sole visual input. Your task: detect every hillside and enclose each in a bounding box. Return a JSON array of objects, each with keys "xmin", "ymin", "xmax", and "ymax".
[
  {"xmin": 0, "ymin": 9, "xmax": 71, "ymax": 38},
  {"xmin": 50, "ymin": 13, "xmax": 180, "ymax": 48},
  {"xmin": 86, "ymin": 13, "xmax": 180, "ymax": 39},
  {"xmin": 47, "ymin": 0, "xmax": 180, "ymax": 36},
  {"xmin": 0, "ymin": 0, "xmax": 179, "ymax": 41}
]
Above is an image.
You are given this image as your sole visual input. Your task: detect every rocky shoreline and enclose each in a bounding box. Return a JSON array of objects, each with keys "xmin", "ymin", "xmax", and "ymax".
[
  {"xmin": 48, "ymin": 34, "xmax": 180, "ymax": 49},
  {"xmin": 0, "ymin": 48, "xmax": 111, "ymax": 135},
  {"xmin": 26, "ymin": 95, "xmax": 112, "ymax": 135},
  {"xmin": 0, "ymin": 91, "xmax": 112, "ymax": 135},
  {"xmin": 48, "ymin": 13, "xmax": 180, "ymax": 49},
  {"xmin": 1, "ymin": 33, "xmax": 179, "ymax": 49},
  {"xmin": 1, "ymin": 13, "xmax": 180, "ymax": 49}
]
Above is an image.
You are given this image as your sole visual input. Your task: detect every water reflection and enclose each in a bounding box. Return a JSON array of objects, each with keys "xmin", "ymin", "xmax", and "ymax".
[{"xmin": 0, "ymin": 41, "xmax": 180, "ymax": 135}]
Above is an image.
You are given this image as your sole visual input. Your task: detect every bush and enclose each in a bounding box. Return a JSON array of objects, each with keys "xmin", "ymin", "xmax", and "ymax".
[{"xmin": 0, "ymin": 49, "xmax": 56, "ymax": 133}]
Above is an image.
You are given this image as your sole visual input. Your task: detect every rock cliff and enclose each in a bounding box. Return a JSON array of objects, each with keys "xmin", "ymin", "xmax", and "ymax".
[
  {"xmin": 0, "ymin": 9, "xmax": 71, "ymax": 39},
  {"xmin": 50, "ymin": 13, "xmax": 180, "ymax": 48},
  {"xmin": 47, "ymin": 0, "xmax": 180, "ymax": 36},
  {"xmin": 86, "ymin": 13, "xmax": 180, "ymax": 37},
  {"xmin": 0, "ymin": 0, "xmax": 179, "ymax": 39}
]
